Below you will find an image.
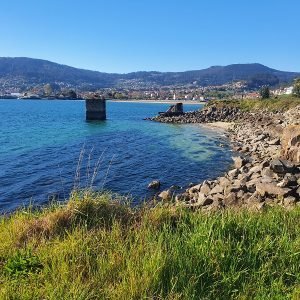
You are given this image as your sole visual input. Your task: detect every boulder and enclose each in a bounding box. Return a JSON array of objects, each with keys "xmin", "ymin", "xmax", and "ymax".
[
  {"xmin": 175, "ymin": 192, "xmax": 190, "ymax": 202},
  {"xmin": 223, "ymin": 192, "xmax": 238, "ymax": 206},
  {"xmin": 256, "ymin": 183, "xmax": 291, "ymax": 197},
  {"xmin": 261, "ymin": 167, "xmax": 276, "ymax": 178},
  {"xmin": 188, "ymin": 184, "xmax": 202, "ymax": 194},
  {"xmin": 200, "ymin": 183, "xmax": 211, "ymax": 195},
  {"xmin": 219, "ymin": 177, "xmax": 231, "ymax": 187},
  {"xmin": 195, "ymin": 193, "xmax": 213, "ymax": 206},
  {"xmin": 282, "ymin": 174, "xmax": 298, "ymax": 187},
  {"xmin": 260, "ymin": 160, "xmax": 270, "ymax": 168},
  {"xmin": 246, "ymin": 178, "xmax": 261, "ymax": 190},
  {"xmin": 268, "ymin": 138, "xmax": 280, "ymax": 145},
  {"xmin": 270, "ymin": 159, "xmax": 285, "ymax": 174},
  {"xmin": 280, "ymin": 159, "xmax": 296, "ymax": 173},
  {"xmin": 212, "ymin": 193, "xmax": 224, "ymax": 201},
  {"xmin": 245, "ymin": 191, "xmax": 263, "ymax": 205},
  {"xmin": 228, "ymin": 168, "xmax": 239, "ymax": 178},
  {"xmin": 281, "ymin": 125, "xmax": 300, "ymax": 163},
  {"xmin": 283, "ymin": 196, "xmax": 296, "ymax": 206},
  {"xmin": 209, "ymin": 184, "xmax": 224, "ymax": 195},
  {"xmin": 148, "ymin": 180, "xmax": 161, "ymax": 189},
  {"xmin": 199, "ymin": 198, "xmax": 214, "ymax": 206},
  {"xmin": 232, "ymin": 156, "xmax": 245, "ymax": 169},
  {"xmin": 169, "ymin": 185, "xmax": 181, "ymax": 191},
  {"xmin": 249, "ymin": 165, "xmax": 262, "ymax": 175},
  {"xmin": 295, "ymin": 186, "xmax": 300, "ymax": 198},
  {"xmin": 254, "ymin": 134, "xmax": 267, "ymax": 142},
  {"xmin": 158, "ymin": 190, "xmax": 171, "ymax": 200}
]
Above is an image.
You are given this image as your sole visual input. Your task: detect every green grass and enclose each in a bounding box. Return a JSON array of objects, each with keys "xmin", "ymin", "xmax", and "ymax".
[
  {"xmin": 207, "ymin": 95, "xmax": 300, "ymax": 112},
  {"xmin": 0, "ymin": 191, "xmax": 300, "ymax": 299}
]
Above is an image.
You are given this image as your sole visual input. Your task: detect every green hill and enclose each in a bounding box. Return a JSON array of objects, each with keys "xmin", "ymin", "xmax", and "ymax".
[{"xmin": 0, "ymin": 57, "xmax": 299, "ymax": 89}]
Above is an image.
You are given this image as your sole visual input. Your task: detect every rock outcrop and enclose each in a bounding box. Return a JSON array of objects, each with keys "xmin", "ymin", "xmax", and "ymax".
[
  {"xmin": 281, "ymin": 125, "xmax": 300, "ymax": 163},
  {"xmin": 145, "ymin": 105, "xmax": 243, "ymax": 123},
  {"xmin": 151, "ymin": 104, "xmax": 300, "ymax": 211}
]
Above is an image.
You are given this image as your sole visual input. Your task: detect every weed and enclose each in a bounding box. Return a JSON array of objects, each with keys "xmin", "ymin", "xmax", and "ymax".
[{"xmin": 4, "ymin": 250, "xmax": 43, "ymax": 278}]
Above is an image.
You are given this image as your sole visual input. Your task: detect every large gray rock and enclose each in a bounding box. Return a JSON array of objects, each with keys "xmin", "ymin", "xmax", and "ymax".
[
  {"xmin": 188, "ymin": 184, "xmax": 202, "ymax": 193},
  {"xmin": 281, "ymin": 125, "xmax": 300, "ymax": 163},
  {"xmin": 270, "ymin": 159, "xmax": 285, "ymax": 173},
  {"xmin": 200, "ymin": 183, "xmax": 211, "ymax": 195},
  {"xmin": 282, "ymin": 174, "xmax": 298, "ymax": 187},
  {"xmin": 268, "ymin": 138, "xmax": 280, "ymax": 145},
  {"xmin": 197, "ymin": 195, "xmax": 213, "ymax": 206},
  {"xmin": 158, "ymin": 190, "xmax": 171, "ymax": 200},
  {"xmin": 270, "ymin": 158, "xmax": 295, "ymax": 174},
  {"xmin": 256, "ymin": 183, "xmax": 291, "ymax": 197},
  {"xmin": 212, "ymin": 193, "xmax": 224, "ymax": 201},
  {"xmin": 223, "ymin": 192, "xmax": 238, "ymax": 206},
  {"xmin": 261, "ymin": 167, "xmax": 276, "ymax": 178},
  {"xmin": 209, "ymin": 184, "xmax": 224, "ymax": 195},
  {"xmin": 175, "ymin": 192, "xmax": 190, "ymax": 202},
  {"xmin": 280, "ymin": 159, "xmax": 296, "ymax": 172},
  {"xmin": 232, "ymin": 156, "xmax": 245, "ymax": 169},
  {"xmin": 219, "ymin": 177, "xmax": 231, "ymax": 187},
  {"xmin": 148, "ymin": 180, "xmax": 161, "ymax": 189},
  {"xmin": 228, "ymin": 168, "xmax": 239, "ymax": 178},
  {"xmin": 283, "ymin": 196, "xmax": 296, "ymax": 206},
  {"xmin": 249, "ymin": 165, "xmax": 262, "ymax": 174}
]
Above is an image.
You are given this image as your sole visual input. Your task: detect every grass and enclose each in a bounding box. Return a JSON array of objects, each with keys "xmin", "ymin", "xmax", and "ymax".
[
  {"xmin": 207, "ymin": 94, "xmax": 300, "ymax": 112},
  {"xmin": 0, "ymin": 191, "xmax": 300, "ymax": 299}
]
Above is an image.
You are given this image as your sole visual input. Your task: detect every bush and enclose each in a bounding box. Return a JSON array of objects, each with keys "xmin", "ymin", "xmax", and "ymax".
[
  {"xmin": 259, "ymin": 85, "xmax": 270, "ymax": 99},
  {"xmin": 4, "ymin": 250, "xmax": 43, "ymax": 278},
  {"xmin": 293, "ymin": 78, "xmax": 300, "ymax": 97}
]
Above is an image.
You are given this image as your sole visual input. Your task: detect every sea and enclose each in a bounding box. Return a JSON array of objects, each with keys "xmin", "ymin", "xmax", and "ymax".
[{"xmin": 0, "ymin": 100, "xmax": 233, "ymax": 212}]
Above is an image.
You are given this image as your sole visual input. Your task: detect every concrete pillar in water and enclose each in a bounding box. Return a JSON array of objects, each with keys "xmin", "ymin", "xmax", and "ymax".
[{"xmin": 85, "ymin": 98, "xmax": 106, "ymax": 121}]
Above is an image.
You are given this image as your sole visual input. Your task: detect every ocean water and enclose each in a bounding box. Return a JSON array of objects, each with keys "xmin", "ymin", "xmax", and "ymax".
[{"xmin": 0, "ymin": 100, "xmax": 233, "ymax": 211}]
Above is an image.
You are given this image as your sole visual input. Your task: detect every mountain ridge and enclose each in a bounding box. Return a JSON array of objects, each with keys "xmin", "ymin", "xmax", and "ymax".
[{"xmin": 0, "ymin": 57, "xmax": 299, "ymax": 90}]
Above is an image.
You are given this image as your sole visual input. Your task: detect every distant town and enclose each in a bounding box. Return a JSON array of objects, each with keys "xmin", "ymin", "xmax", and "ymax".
[
  {"xmin": 0, "ymin": 58, "xmax": 298, "ymax": 101},
  {"xmin": 0, "ymin": 79, "xmax": 294, "ymax": 101}
]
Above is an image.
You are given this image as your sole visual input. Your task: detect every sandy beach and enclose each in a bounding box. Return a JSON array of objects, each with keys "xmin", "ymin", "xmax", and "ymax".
[{"xmin": 200, "ymin": 121, "xmax": 234, "ymax": 132}]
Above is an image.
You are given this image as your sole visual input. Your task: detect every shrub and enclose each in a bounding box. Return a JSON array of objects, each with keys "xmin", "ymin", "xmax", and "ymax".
[
  {"xmin": 4, "ymin": 250, "xmax": 43, "ymax": 278},
  {"xmin": 259, "ymin": 85, "xmax": 270, "ymax": 99}
]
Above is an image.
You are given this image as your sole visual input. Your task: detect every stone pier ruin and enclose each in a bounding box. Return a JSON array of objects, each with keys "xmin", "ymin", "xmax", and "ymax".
[
  {"xmin": 159, "ymin": 103, "xmax": 183, "ymax": 117},
  {"xmin": 85, "ymin": 96, "xmax": 106, "ymax": 121}
]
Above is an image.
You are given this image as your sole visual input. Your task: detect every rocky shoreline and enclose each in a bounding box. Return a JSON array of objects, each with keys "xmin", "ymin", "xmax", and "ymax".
[{"xmin": 151, "ymin": 104, "xmax": 300, "ymax": 210}]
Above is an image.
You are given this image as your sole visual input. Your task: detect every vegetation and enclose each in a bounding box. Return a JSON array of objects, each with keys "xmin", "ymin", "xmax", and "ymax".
[
  {"xmin": 0, "ymin": 57, "xmax": 299, "ymax": 90},
  {"xmin": 0, "ymin": 191, "xmax": 299, "ymax": 299},
  {"xmin": 208, "ymin": 94, "xmax": 300, "ymax": 112},
  {"xmin": 259, "ymin": 85, "xmax": 270, "ymax": 99},
  {"xmin": 247, "ymin": 73, "xmax": 279, "ymax": 89},
  {"xmin": 293, "ymin": 78, "xmax": 300, "ymax": 97}
]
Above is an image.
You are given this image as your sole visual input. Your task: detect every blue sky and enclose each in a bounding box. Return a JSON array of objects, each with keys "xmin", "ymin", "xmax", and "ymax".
[{"xmin": 0, "ymin": 0, "xmax": 299, "ymax": 73}]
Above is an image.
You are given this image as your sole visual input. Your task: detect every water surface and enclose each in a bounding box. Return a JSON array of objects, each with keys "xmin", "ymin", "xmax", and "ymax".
[{"xmin": 0, "ymin": 100, "xmax": 232, "ymax": 211}]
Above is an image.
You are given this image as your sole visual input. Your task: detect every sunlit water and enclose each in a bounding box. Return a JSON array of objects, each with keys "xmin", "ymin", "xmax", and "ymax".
[{"xmin": 0, "ymin": 100, "xmax": 233, "ymax": 211}]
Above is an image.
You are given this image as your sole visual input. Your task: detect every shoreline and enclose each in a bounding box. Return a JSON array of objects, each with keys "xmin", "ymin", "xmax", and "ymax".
[
  {"xmin": 155, "ymin": 104, "xmax": 300, "ymax": 210},
  {"xmin": 0, "ymin": 98, "xmax": 205, "ymax": 105},
  {"xmin": 199, "ymin": 121, "xmax": 234, "ymax": 132},
  {"xmin": 108, "ymin": 99, "xmax": 205, "ymax": 105}
]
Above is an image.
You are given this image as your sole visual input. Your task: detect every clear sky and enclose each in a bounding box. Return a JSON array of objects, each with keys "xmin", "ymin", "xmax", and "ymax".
[{"xmin": 0, "ymin": 0, "xmax": 299, "ymax": 73}]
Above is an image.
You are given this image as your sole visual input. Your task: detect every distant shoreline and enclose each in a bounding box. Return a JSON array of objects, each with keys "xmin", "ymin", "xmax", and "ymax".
[
  {"xmin": 108, "ymin": 99, "xmax": 205, "ymax": 105},
  {"xmin": 0, "ymin": 98, "xmax": 205, "ymax": 105}
]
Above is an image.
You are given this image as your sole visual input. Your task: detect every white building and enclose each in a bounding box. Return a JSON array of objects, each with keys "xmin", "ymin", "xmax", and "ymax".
[{"xmin": 285, "ymin": 87, "xmax": 293, "ymax": 95}]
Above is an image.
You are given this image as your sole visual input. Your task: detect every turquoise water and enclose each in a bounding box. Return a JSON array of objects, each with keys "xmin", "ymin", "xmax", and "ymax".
[{"xmin": 0, "ymin": 100, "xmax": 233, "ymax": 211}]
